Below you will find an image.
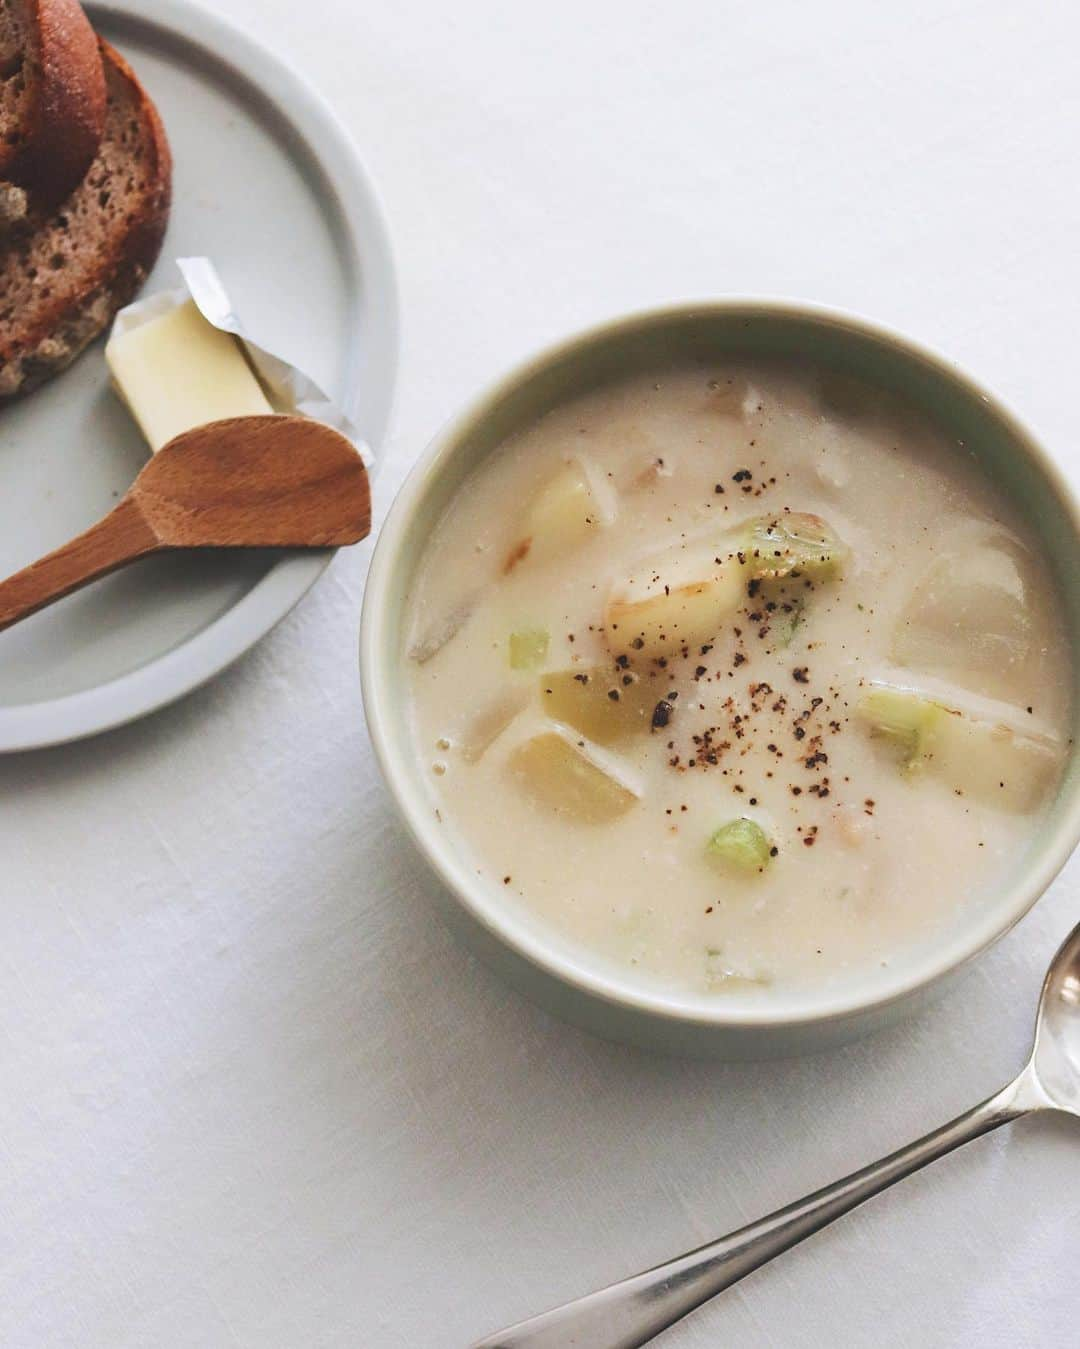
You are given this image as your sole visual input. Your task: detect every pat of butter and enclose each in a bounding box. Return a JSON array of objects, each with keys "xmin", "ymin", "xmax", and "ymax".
[{"xmin": 105, "ymin": 298, "xmax": 273, "ymax": 452}]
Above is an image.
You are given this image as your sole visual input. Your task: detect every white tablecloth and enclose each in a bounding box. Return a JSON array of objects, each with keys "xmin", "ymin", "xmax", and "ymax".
[{"xmin": 3, "ymin": 1, "xmax": 1078, "ymax": 1344}]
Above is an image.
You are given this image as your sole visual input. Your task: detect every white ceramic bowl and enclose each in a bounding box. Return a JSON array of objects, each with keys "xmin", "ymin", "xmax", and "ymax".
[{"xmin": 361, "ymin": 299, "xmax": 1080, "ymax": 1057}]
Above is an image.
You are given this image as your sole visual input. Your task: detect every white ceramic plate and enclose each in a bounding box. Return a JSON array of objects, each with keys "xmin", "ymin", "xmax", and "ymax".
[{"xmin": 0, "ymin": 0, "xmax": 398, "ymax": 752}]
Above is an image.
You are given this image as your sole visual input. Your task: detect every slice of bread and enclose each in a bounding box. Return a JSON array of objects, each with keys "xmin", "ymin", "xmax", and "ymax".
[
  {"xmin": 0, "ymin": 0, "xmax": 106, "ymax": 220},
  {"xmin": 0, "ymin": 40, "xmax": 171, "ymax": 399}
]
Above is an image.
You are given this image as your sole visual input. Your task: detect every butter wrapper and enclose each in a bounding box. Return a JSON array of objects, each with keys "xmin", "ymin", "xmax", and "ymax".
[{"xmin": 108, "ymin": 257, "xmax": 371, "ymax": 467}]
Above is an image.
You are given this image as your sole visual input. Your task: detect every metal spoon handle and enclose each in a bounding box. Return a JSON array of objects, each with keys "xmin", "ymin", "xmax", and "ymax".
[{"xmin": 474, "ymin": 1071, "xmax": 1039, "ymax": 1349}]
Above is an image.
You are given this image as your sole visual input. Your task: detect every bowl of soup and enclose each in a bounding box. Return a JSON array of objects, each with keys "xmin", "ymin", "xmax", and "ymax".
[{"xmin": 361, "ymin": 300, "xmax": 1080, "ymax": 1056}]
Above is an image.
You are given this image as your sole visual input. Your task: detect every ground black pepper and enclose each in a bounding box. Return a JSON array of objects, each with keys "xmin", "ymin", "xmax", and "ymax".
[{"xmin": 651, "ymin": 699, "xmax": 673, "ymax": 729}]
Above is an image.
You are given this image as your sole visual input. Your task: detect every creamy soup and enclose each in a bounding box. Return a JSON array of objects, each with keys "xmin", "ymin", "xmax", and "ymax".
[{"xmin": 403, "ymin": 360, "xmax": 1071, "ymax": 997}]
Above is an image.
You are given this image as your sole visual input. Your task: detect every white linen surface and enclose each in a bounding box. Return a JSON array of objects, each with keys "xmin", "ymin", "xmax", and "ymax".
[{"xmin": 1, "ymin": 1, "xmax": 1078, "ymax": 1344}]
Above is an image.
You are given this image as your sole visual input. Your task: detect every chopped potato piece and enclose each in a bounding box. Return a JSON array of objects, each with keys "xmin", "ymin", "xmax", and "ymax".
[
  {"xmin": 540, "ymin": 667, "xmax": 659, "ymax": 743},
  {"xmin": 858, "ymin": 683, "xmax": 1062, "ymax": 811},
  {"xmin": 605, "ymin": 511, "xmax": 846, "ymax": 658},
  {"xmin": 509, "ymin": 628, "xmax": 549, "ymax": 670},
  {"xmin": 928, "ymin": 712, "xmax": 1062, "ymax": 814},
  {"xmin": 706, "ymin": 818, "xmax": 773, "ymax": 872},
  {"xmin": 892, "ymin": 534, "xmax": 1037, "ymax": 702},
  {"xmin": 461, "ymin": 689, "xmax": 529, "ymax": 764},
  {"xmin": 743, "ymin": 512, "xmax": 850, "ymax": 580},
  {"xmin": 508, "ymin": 459, "xmax": 615, "ymax": 569},
  {"xmin": 508, "ymin": 728, "xmax": 640, "ymax": 823},
  {"xmin": 606, "ymin": 551, "xmax": 745, "ymax": 657},
  {"xmin": 408, "ymin": 594, "xmax": 476, "ymax": 664}
]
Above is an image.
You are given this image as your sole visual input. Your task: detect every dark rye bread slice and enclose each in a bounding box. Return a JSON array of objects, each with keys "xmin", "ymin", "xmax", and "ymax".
[
  {"xmin": 0, "ymin": 40, "xmax": 171, "ymax": 399},
  {"xmin": 0, "ymin": 0, "xmax": 106, "ymax": 218}
]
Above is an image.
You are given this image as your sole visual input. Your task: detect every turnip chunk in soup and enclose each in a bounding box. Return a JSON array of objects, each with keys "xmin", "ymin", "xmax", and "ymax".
[{"xmin": 403, "ymin": 360, "xmax": 1071, "ymax": 997}]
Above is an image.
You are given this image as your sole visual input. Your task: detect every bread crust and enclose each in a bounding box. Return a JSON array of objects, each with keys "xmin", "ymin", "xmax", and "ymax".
[
  {"xmin": 95, "ymin": 40, "xmax": 172, "ymax": 286},
  {"xmin": 0, "ymin": 40, "xmax": 172, "ymax": 399},
  {"xmin": 3, "ymin": 0, "xmax": 107, "ymax": 208}
]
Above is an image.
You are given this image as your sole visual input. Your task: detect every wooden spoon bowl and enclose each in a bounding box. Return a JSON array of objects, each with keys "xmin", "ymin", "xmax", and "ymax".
[{"xmin": 0, "ymin": 414, "xmax": 371, "ymax": 632}]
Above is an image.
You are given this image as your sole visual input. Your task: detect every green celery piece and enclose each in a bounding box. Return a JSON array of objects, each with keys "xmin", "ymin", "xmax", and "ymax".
[
  {"xmin": 706, "ymin": 818, "xmax": 773, "ymax": 872},
  {"xmin": 858, "ymin": 686, "xmax": 946, "ymax": 770},
  {"xmin": 771, "ymin": 595, "xmax": 805, "ymax": 647},
  {"xmin": 704, "ymin": 947, "xmax": 772, "ymax": 990},
  {"xmin": 509, "ymin": 627, "xmax": 550, "ymax": 670},
  {"xmin": 746, "ymin": 513, "xmax": 850, "ymax": 580}
]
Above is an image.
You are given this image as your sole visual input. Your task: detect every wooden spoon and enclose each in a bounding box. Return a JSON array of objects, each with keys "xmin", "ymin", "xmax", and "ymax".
[{"xmin": 0, "ymin": 414, "xmax": 371, "ymax": 633}]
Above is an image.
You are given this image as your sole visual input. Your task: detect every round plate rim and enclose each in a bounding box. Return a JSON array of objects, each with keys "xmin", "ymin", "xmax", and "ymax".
[{"xmin": 0, "ymin": 0, "xmax": 399, "ymax": 753}]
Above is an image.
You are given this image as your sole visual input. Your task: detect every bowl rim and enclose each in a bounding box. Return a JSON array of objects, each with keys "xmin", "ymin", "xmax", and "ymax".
[{"xmin": 361, "ymin": 295, "xmax": 1080, "ymax": 1031}]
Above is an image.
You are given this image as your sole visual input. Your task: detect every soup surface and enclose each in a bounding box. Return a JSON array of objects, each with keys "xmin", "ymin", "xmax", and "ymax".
[{"xmin": 403, "ymin": 360, "xmax": 1071, "ymax": 997}]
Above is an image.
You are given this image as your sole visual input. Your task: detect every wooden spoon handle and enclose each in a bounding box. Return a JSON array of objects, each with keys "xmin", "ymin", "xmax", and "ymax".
[{"xmin": 0, "ymin": 497, "xmax": 161, "ymax": 633}]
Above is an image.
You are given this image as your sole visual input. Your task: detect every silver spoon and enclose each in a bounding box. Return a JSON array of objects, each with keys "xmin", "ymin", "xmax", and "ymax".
[{"xmin": 474, "ymin": 921, "xmax": 1080, "ymax": 1349}]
